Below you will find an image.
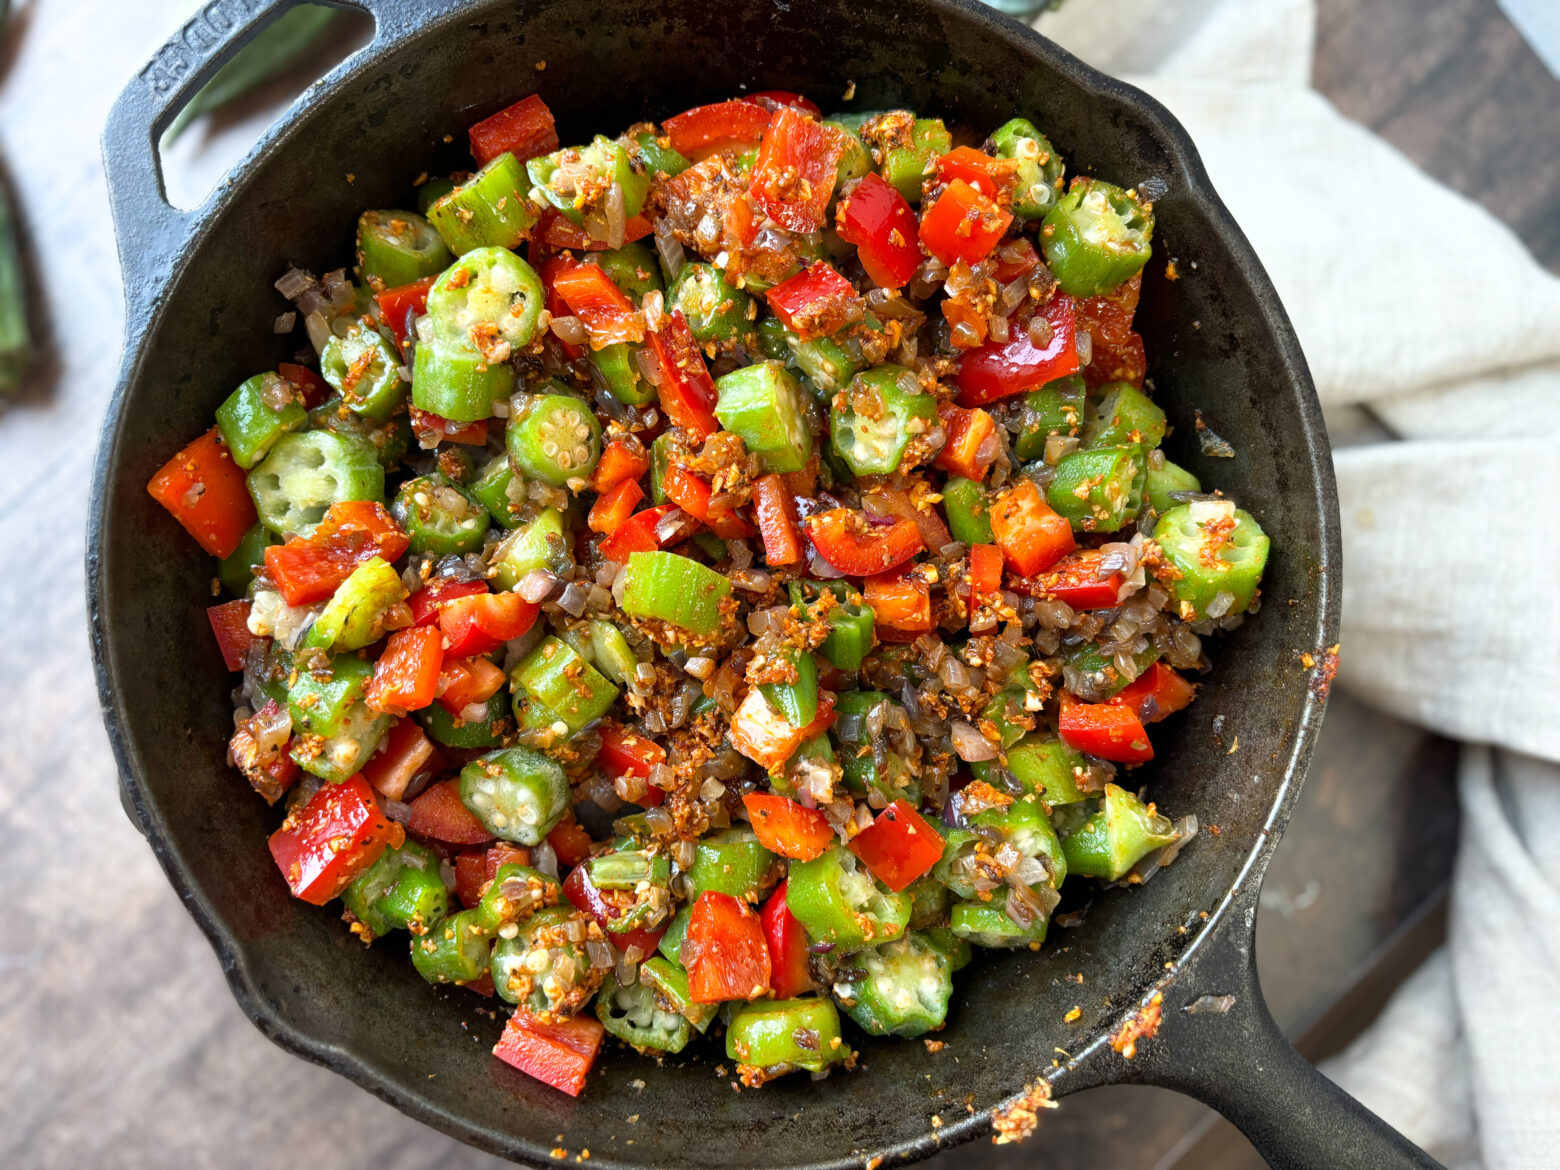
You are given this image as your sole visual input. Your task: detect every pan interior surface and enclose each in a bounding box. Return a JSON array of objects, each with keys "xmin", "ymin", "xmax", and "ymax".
[{"xmin": 94, "ymin": 0, "xmax": 1334, "ymax": 1165}]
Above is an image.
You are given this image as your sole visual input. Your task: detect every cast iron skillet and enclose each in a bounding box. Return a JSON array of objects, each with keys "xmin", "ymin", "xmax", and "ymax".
[{"xmin": 89, "ymin": 1, "xmax": 1441, "ymax": 1166}]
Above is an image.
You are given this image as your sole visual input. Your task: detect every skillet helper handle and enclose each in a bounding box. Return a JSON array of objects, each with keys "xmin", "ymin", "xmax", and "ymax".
[{"xmin": 1127, "ymin": 896, "xmax": 1444, "ymax": 1170}]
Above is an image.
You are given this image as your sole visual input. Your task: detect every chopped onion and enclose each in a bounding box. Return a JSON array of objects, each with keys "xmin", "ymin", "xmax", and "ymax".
[
  {"xmin": 273, "ymin": 311, "xmax": 296, "ymax": 334},
  {"xmin": 516, "ymin": 568, "xmax": 560, "ymax": 603},
  {"xmin": 1075, "ymin": 328, "xmax": 1094, "ymax": 366},
  {"xmin": 951, "ymin": 721, "xmax": 997, "ymax": 762},
  {"xmin": 557, "ymin": 582, "xmax": 587, "ymax": 617},
  {"xmin": 551, "ymin": 315, "xmax": 587, "ymax": 345}
]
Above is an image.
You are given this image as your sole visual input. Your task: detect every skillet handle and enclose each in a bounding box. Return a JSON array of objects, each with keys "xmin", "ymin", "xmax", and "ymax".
[{"xmin": 1118, "ymin": 894, "xmax": 1443, "ymax": 1169}]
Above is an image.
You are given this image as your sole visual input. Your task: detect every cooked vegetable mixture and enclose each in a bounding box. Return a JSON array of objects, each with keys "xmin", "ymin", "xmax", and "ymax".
[{"xmin": 150, "ymin": 88, "xmax": 1269, "ymax": 1096}]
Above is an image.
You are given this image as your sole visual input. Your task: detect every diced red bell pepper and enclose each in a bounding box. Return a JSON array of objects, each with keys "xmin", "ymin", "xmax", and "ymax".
[
  {"xmin": 435, "ymin": 655, "xmax": 508, "ymax": 715},
  {"xmin": 487, "ymin": 842, "xmax": 533, "ymax": 878},
  {"xmin": 804, "ymin": 508, "xmax": 924, "ymax": 577},
  {"xmin": 454, "ymin": 850, "xmax": 487, "ymax": 909},
  {"xmin": 264, "ymin": 501, "xmax": 411, "ymax": 607},
  {"xmin": 550, "ymin": 260, "xmax": 645, "ymax": 348},
  {"xmin": 942, "ymin": 295, "xmax": 989, "ymax": 350},
  {"xmin": 147, "ymin": 428, "xmax": 258, "ymax": 559},
  {"xmin": 596, "ymin": 724, "xmax": 667, "ymax": 806},
  {"xmin": 405, "ymin": 778, "xmax": 493, "ymax": 845},
  {"xmin": 1076, "ymin": 271, "xmax": 1147, "ymax": 389},
  {"xmin": 864, "ymin": 487, "xmax": 952, "ymax": 554},
  {"xmin": 493, "ymin": 1011, "xmax": 605, "ymax": 1098},
  {"xmin": 409, "ymin": 407, "xmax": 488, "ymax": 448},
  {"xmin": 836, "ymin": 172, "xmax": 921, "ymax": 290},
  {"xmin": 1012, "ymin": 549, "xmax": 1124, "ymax": 610},
  {"xmin": 760, "ymin": 880, "xmax": 815, "ymax": 999},
  {"xmin": 207, "ymin": 599, "xmax": 258, "ymax": 672},
  {"xmin": 360, "ymin": 718, "xmax": 436, "ymax": 802},
  {"xmin": 919, "ymin": 177, "xmax": 1014, "ymax": 268},
  {"xmin": 750, "ymin": 107, "xmax": 845, "ymax": 233},
  {"xmin": 366, "ymin": 626, "xmax": 444, "ymax": 715},
  {"xmin": 561, "ymin": 864, "xmax": 667, "ymax": 957},
  {"xmin": 1110, "ymin": 663, "xmax": 1197, "ymax": 725},
  {"xmin": 968, "ymin": 543, "xmax": 1004, "ymax": 601},
  {"xmin": 439, "ymin": 591, "xmax": 539, "ymax": 658},
  {"xmin": 661, "ymin": 461, "xmax": 754, "ymax": 539},
  {"xmin": 663, "ymin": 99, "xmax": 772, "ymax": 159},
  {"xmin": 934, "ymin": 146, "xmax": 1020, "ymax": 201},
  {"xmin": 278, "ymin": 362, "xmax": 331, "ymax": 408},
  {"xmin": 748, "ymin": 90, "xmax": 822, "ymax": 115},
  {"xmin": 864, "ymin": 566, "xmax": 933, "ymax": 633},
  {"xmin": 955, "ymin": 292, "xmax": 1080, "ymax": 407},
  {"xmin": 547, "ymin": 812, "xmax": 594, "ymax": 868},
  {"xmin": 410, "ymin": 577, "xmax": 490, "ymax": 627},
  {"xmin": 685, "ymin": 891, "xmax": 772, "ymax": 1004},
  {"xmin": 992, "ymin": 238, "xmax": 1040, "ymax": 283},
  {"xmin": 588, "ymin": 477, "xmax": 644, "ymax": 536},
  {"xmin": 592, "ymin": 437, "xmax": 651, "ymax": 495},
  {"xmin": 729, "ymin": 690, "xmax": 836, "ymax": 774},
  {"xmin": 934, "ymin": 402, "xmax": 999, "ymax": 481},
  {"xmin": 538, "ymin": 255, "xmax": 586, "ymax": 360},
  {"xmin": 374, "ymin": 275, "xmax": 437, "ymax": 351},
  {"xmin": 468, "ymin": 93, "xmax": 558, "ymax": 166},
  {"xmin": 989, "ymin": 479, "xmax": 1075, "ymax": 577},
  {"xmin": 848, "ymin": 798, "xmax": 943, "ymax": 892},
  {"xmin": 268, "ymin": 774, "xmax": 402, "ymax": 905},
  {"xmin": 752, "ymin": 474, "xmax": 804, "ymax": 566},
  {"xmin": 1058, "ymin": 692, "xmax": 1154, "ymax": 764},
  {"xmin": 598, "ymin": 502, "xmax": 694, "ymax": 563},
  {"xmin": 646, "ymin": 312, "xmax": 719, "ymax": 439},
  {"xmin": 743, "ymin": 793, "xmax": 834, "ymax": 861},
  {"xmin": 764, "ymin": 261, "xmax": 859, "ymax": 339},
  {"xmin": 536, "ymin": 207, "xmax": 654, "ymax": 253}
]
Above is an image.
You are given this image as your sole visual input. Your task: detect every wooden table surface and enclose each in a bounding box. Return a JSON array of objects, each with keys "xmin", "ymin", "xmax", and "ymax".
[{"xmin": 0, "ymin": 1, "xmax": 1551, "ymax": 1168}]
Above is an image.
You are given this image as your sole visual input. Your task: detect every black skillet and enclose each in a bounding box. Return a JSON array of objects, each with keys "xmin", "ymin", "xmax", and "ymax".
[{"xmin": 89, "ymin": 1, "xmax": 1441, "ymax": 1166}]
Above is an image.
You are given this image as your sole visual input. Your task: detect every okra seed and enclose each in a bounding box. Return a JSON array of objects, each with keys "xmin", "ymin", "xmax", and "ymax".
[{"xmin": 543, "ymin": 440, "xmax": 559, "ymax": 458}]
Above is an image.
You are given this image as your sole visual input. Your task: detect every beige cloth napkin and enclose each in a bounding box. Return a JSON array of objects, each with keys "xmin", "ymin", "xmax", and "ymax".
[{"xmin": 1040, "ymin": 2, "xmax": 1560, "ymax": 1166}]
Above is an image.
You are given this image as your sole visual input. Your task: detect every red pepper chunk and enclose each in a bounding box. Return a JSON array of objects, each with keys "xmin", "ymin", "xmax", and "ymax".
[
  {"xmin": 743, "ymin": 794, "xmax": 834, "ymax": 862},
  {"xmin": 1110, "ymin": 663, "xmax": 1197, "ymax": 725},
  {"xmin": 454, "ymin": 850, "xmax": 487, "ymax": 909},
  {"xmin": 405, "ymin": 778, "xmax": 493, "ymax": 845},
  {"xmin": 410, "ymin": 577, "xmax": 489, "ymax": 627},
  {"xmin": 1011, "ymin": 549, "xmax": 1124, "ymax": 610},
  {"xmin": 849, "ymin": 799, "xmax": 943, "ymax": 892},
  {"xmin": 264, "ymin": 501, "xmax": 410, "ymax": 607},
  {"xmin": 1059, "ymin": 692, "xmax": 1154, "ymax": 764},
  {"xmin": 934, "ymin": 147, "xmax": 1020, "ymax": 201},
  {"xmin": 278, "ymin": 362, "xmax": 330, "ymax": 408},
  {"xmin": 864, "ymin": 566, "xmax": 933, "ymax": 633},
  {"xmin": 919, "ymin": 178, "xmax": 1014, "ymax": 268},
  {"xmin": 933, "ymin": 402, "xmax": 999, "ymax": 481},
  {"xmin": 360, "ymin": 718, "xmax": 437, "ymax": 802},
  {"xmin": 550, "ymin": 260, "xmax": 644, "ymax": 348},
  {"xmin": 435, "ymin": 655, "xmax": 507, "ymax": 715},
  {"xmin": 374, "ymin": 275, "xmax": 437, "ymax": 351},
  {"xmin": 561, "ymin": 864, "xmax": 667, "ymax": 956},
  {"xmin": 268, "ymin": 774, "xmax": 402, "ymax": 905},
  {"xmin": 596, "ymin": 723, "xmax": 667, "ymax": 807},
  {"xmin": 592, "ymin": 438, "xmax": 651, "ymax": 494},
  {"xmin": 804, "ymin": 508, "xmax": 924, "ymax": 577},
  {"xmin": 729, "ymin": 690, "xmax": 836, "ymax": 774},
  {"xmin": 536, "ymin": 207, "xmax": 654, "ymax": 253},
  {"xmin": 147, "ymin": 428, "xmax": 258, "ymax": 558},
  {"xmin": 764, "ymin": 261, "xmax": 860, "ymax": 340},
  {"xmin": 588, "ymin": 477, "xmax": 644, "ymax": 535},
  {"xmin": 1076, "ymin": 271, "xmax": 1147, "ymax": 389},
  {"xmin": 207, "ymin": 599, "xmax": 257, "ymax": 672},
  {"xmin": 597, "ymin": 503, "xmax": 693, "ymax": 564},
  {"xmin": 968, "ymin": 543, "xmax": 1004, "ymax": 601},
  {"xmin": 366, "ymin": 626, "xmax": 444, "ymax": 716},
  {"xmin": 408, "ymin": 407, "xmax": 488, "ymax": 448},
  {"xmin": 647, "ymin": 312, "xmax": 720, "ymax": 439},
  {"xmin": 836, "ymin": 172, "xmax": 921, "ymax": 290},
  {"xmin": 439, "ymin": 592, "xmax": 539, "ymax": 658},
  {"xmin": 547, "ymin": 813, "xmax": 594, "ymax": 868},
  {"xmin": 955, "ymin": 293, "xmax": 1080, "ymax": 407},
  {"xmin": 493, "ymin": 1011, "xmax": 605, "ymax": 1098},
  {"xmin": 538, "ymin": 255, "xmax": 586, "ymax": 360},
  {"xmin": 989, "ymin": 479, "xmax": 1075, "ymax": 578},
  {"xmin": 752, "ymin": 474, "xmax": 804, "ymax": 566},
  {"xmin": 686, "ymin": 891, "xmax": 772, "ymax": 1004},
  {"xmin": 761, "ymin": 881, "xmax": 816, "ymax": 999},
  {"xmin": 663, "ymin": 100, "xmax": 773, "ymax": 160},
  {"xmin": 662, "ymin": 461, "xmax": 754, "ymax": 539},
  {"xmin": 750, "ymin": 107, "xmax": 845, "ymax": 233},
  {"xmin": 468, "ymin": 93, "xmax": 559, "ymax": 166}
]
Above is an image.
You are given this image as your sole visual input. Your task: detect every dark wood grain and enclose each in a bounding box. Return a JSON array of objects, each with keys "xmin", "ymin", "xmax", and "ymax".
[{"xmin": 1314, "ymin": 0, "xmax": 1560, "ymax": 273}]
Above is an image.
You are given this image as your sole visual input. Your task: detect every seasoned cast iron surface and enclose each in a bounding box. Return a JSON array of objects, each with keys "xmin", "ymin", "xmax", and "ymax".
[{"xmin": 93, "ymin": 0, "xmax": 1335, "ymax": 1165}]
